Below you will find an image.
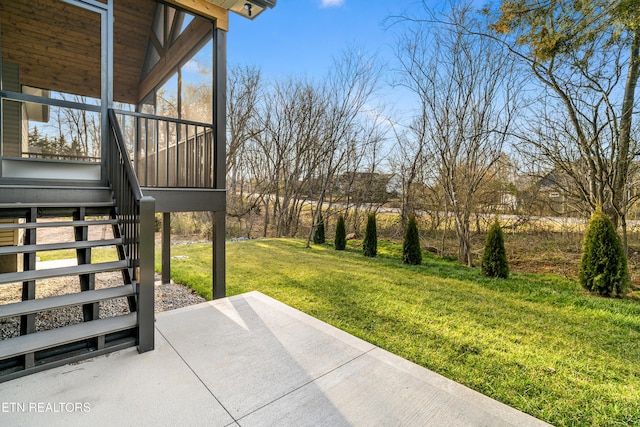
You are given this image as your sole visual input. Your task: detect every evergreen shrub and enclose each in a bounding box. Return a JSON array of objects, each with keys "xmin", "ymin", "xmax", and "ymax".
[
  {"xmin": 403, "ymin": 215, "xmax": 422, "ymax": 265},
  {"xmin": 313, "ymin": 214, "xmax": 325, "ymax": 244},
  {"xmin": 481, "ymin": 219, "xmax": 509, "ymax": 278},
  {"xmin": 579, "ymin": 207, "xmax": 629, "ymax": 297},
  {"xmin": 363, "ymin": 213, "xmax": 377, "ymax": 257},
  {"xmin": 335, "ymin": 215, "xmax": 346, "ymax": 250}
]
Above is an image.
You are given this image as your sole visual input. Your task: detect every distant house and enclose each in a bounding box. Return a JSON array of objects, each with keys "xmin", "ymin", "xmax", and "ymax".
[
  {"xmin": 0, "ymin": 0, "xmax": 275, "ymax": 381},
  {"xmin": 536, "ymin": 170, "xmax": 575, "ymax": 214},
  {"xmin": 338, "ymin": 171, "xmax": 394, "ymax": 203}
]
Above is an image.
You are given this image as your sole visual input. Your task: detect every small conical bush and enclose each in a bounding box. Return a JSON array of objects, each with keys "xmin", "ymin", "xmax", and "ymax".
[
  {"xmin": 335, "ymin": 215, "xmax": 346, "ymax": 250},
  {"xmin": 403, "ymin": 215, "xmax": 422, "ymax": 265},
  {"xmin": 579, "ymin": 207, "xmax": 629, "ymax": 297},
  {"xmin": 481, "ymin": 219, "xmax": 509, "ymax": 278},
  {"xmin": 313, "ymin": 214, "xmax": 325, "ymax": 244},
  {"xmin": 363, "ymin": 213, "xmax": 377, "ymax": 257}
]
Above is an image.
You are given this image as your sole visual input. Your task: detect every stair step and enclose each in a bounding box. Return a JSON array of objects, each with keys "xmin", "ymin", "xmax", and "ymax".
[
  {"xmin": 0, "ymin": 313, "xmax": 137, "ymax": 360},
  {"xmin": 0, "ymin": 239, "xmax": 123, "ymax": 256},
  {"xmin": 0, "ymin": 184, "xmax": 109, "ymax": 190},
  {"xmin": 0, "ymin": 179, "xmax": 106, "ymax": 188},
  {"xmin": 0, "ymin": 182, "xmax": 113, "ymax": 204},
  {"xmin": 0, "ymin": 219, "xmax": 118, "ymax": 231},
  {"xmin": 0, "ymin": 202, "xmax": 116, "ymax": 219},
  {"xmin": 0, "ymin": 261, "xmax": 129, "ymax": 285},
  {"xmin": 0, "ymin": 284, "xmax": 135, "ymax": 319},
  {"xmin": 0, "ymin": 201, "xmax": 114, "ymax": 209}
]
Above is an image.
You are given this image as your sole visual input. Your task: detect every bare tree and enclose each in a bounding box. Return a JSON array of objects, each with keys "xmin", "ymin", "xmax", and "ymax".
[
  {"xmin": 252, "ymin": 78, "xmax": 328, "ymax": 237},
  {"xmin": 230, "ymin": 48, "xmax": 384, "ymax": 242},
  {"xmin": 395, "ymin": 4, "xmax": 518, "ymax": 266},
  {"xmin": 226, "ymin": 66, "xmax": 264, "ymax": 235},
  {"xmin": 389, "ymin": 114, "xmax": 433, "ymax": 228},
  {"xmin": 304, "ymin": 49, "xmax": 383, "ymax": 247},
  {"xmin": 227, "ymin": 66, "xmax": 261, "ymax": 192},
  {"xmin": 489, "ymin": 0, "xmax": 640, "ymax": 251},
  {"xmin": 338, "ymin": 115, "xmax": 388, "ymax": 236}
]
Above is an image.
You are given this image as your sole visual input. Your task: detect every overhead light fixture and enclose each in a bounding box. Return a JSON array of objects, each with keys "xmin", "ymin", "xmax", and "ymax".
[{"xmin": 205, "ymin": 0, "xmax": 276, "ymax": 20}]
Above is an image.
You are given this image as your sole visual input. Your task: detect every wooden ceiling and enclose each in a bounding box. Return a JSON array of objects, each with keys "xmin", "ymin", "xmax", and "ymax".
[
  {"xmin": 0, "ymin": 0, "xmax": 225, "ymax": 104},
  {"xmin": 114, "ymin": 0, "xmax": 159, "ymax": 103}
]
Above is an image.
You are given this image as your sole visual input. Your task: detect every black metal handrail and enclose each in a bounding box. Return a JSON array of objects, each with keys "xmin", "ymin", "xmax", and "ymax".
[
  {"xmin": 112, "ymin": 109, "xmax": 215, "ymax": 188},
  {"xmin": 0, "ymin": 90, "xmax": 102, "ymax": 112},
  {"xmin": 107, "ymin": 108, "xmax": 155, "ymax": 352}
]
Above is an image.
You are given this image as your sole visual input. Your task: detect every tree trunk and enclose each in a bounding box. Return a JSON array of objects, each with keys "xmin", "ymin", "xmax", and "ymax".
[
  {"xmin": 612, "ymin": 30, "xmax": 640, "ymax": 252},
  {"xmin": 454, "ymin": 214, "xmax": 473, "ymax": 267},
  {"xmin": 440, "ymin": 201, "xmax": 448, "ymax": 257},
  {"xmin": 622, "ymin": 213, "xmax": 629, "ymax": 258},
  {"xmin": 263, "ymin": 198, "xmax": 270, "ymax": 238}
]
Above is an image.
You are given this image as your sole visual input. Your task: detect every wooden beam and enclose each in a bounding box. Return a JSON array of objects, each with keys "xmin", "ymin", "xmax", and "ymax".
[
  {"xmin": 137, "ymin": 18, "xmax": 213, "ymax": 103},
  {"xmin": 164, "ymin": 0, "xmax": 229, "ymax": 31}
]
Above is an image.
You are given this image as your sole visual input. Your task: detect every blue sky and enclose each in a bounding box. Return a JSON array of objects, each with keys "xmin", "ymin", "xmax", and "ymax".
[
  {"xmin": 227, "ymin": 0, "xmax": 425, "ymax": 115},
  {"xmin": 228, "ymin": 1, "xmax": 416, "ymax": 77}
]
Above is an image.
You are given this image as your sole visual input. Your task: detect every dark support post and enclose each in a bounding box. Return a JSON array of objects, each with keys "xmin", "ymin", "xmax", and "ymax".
[
  {"xmin": 162, "ymin": 212, "xmax": 171, "ymax": 284},
  {"xmin": 214, "ymin": 28, "xmax": 226, "ymax": 192},
  {"xmin": 21, "ymin": 208, "xmax": 36, "ymax": 369},
  {"xmin": 21, "ymin": 207, "xmax": 36, "ymax": 336},
  {"xmin": 74, "ymin": 207, "xmax": 99, "ymax": 323},
  {"xmin": 212, "ymin": 210, "xmax": 225, "ymax": 299},
  {"xmin": 138, "ymin": 196, "xmax": 156, "ymax": 353},
  {"xmin": 212, "ymin": 27, "xmax": 227, "ymax": 300}
]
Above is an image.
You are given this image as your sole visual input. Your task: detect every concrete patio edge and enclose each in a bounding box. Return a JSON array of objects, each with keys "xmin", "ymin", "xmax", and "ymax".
[{"xmin": 0, "ymin": 291, "xmax": 551, "ymax": 426}]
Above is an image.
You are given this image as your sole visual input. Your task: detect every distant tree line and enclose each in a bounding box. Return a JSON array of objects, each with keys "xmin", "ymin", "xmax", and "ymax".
[
  {"xmin": 226, "ymin": 51, "xmax": 388, "ymax": 248},
  {"xmin": 227, "ymin": 0, "xmax": 640, "ymax": 265}
]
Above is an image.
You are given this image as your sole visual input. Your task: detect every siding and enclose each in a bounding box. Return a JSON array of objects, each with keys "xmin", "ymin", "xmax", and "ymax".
[
  {"xmin": 0, "ymin": 220, "xmax": 20, "ymax": 274},
  {"xmin": 2, "ymin": 61, "xmax": 21, "ymax": 157}
]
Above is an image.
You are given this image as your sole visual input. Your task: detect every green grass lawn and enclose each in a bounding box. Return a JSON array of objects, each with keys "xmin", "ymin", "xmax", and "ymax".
[
  {"xmin": 49, "ymin": 239, "xmax": 639, "ymax": 425},
  {"xmin": 38, "ymin": 248, "xmax": 118, "ymax": 263},
  {"xmin": 163, "ymin": 238, "xmax": 640, "ymax": 426}
]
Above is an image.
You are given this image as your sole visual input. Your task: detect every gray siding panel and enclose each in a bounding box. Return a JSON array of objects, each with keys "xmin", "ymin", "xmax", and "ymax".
[{"xmin": 2, "ymin": 62, "xmax": 21, "ymax": 157}]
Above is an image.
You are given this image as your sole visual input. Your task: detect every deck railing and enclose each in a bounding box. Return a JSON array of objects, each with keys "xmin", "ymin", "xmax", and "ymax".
[
  {"xmin": 24, "ymin": 152, "xmax": 101, "ymax": 162},
  {"xmin": 0, "ymin": 89, "xmax": 102, "ymax": 163},
  {"xmin": 107, "ymin": 109, "xmax": 155, "ymax": 352},
  {"xmin": 112, "ymin": 109, "xmax": 215, "ymax": 188}
]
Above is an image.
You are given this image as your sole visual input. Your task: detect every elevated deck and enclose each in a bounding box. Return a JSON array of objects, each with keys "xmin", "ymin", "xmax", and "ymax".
[{"xmin": 0, "ymin": 292, "xmax": 550, "ymax": 426}]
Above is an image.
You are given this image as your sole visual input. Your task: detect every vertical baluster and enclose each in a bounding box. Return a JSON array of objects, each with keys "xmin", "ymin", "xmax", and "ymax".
[
  {"xmin": 192, "ymin": 125, "xmax": 197, "ymax": 187},
  {"xmin": 155, "ymin": 118, "xmax": 160, "ymax": 187},
  {"xmin": 133, "ymin": 114, "xmax": 138, "ymax": 176},
  {"xmin": 193, "ymin": 127, "xmax": 198, "ymax": 186},
  {"xmin": 144, "ymin": 118, "xmax": 149, "ymax": 186},
  {"xmin": 191, "ymin": 125, "xmax": 195, "ymax": 187},
  {"xmin": 186, "ymin": 125, "xmax": 190, "ymax": 187},
  {"xmin": 175, "ymin": 123, "xmax": 180, "ymax": 187},
  {"xmin": 205, "ymin": 127, "xmax": 209, "ymax": 187},
  {"xmin": 195, "ymin": 125, "xmax": 200, "ymax": 187},
  {"xmin": 201, "ymin": 128, "xmax": 204, "ymax": 187},
  {"xmin": 208, "ymin": 127, "xmax": 213, "ymax": 188},
  {"xmin": 130, "ymin": 115, "xmax": 134, "ymax": 180},
  {"xmin": 165, "ymin": 120, "xmax": 170, "ymax": 187}
]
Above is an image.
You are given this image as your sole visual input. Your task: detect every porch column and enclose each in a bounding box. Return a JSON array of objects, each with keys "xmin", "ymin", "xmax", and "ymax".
[
  {"xmin": 162, "ymin": 212, "xmax": 171, "ymax": 284},
  {"xmin": 212, "ymin": 210, "xmax": 225, "ymax": 299},
  {"xmin": 212, "ymin": 27, "xmax": 226, "ymax": 299}
]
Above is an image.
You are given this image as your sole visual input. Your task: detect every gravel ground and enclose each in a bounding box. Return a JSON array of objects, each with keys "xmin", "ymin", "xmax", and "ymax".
[
  {"xmin": 0, "ymin": 272, "xmax": 206, "ymax": 340},
  {"xmin": 0, "ymin": 223, "xmax": 208, "ymax": 340}
]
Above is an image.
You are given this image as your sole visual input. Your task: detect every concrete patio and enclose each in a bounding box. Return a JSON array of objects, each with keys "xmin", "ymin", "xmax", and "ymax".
[{"xmin": 0, "ymin": 291, "xmax": 550, "ymax": 426}]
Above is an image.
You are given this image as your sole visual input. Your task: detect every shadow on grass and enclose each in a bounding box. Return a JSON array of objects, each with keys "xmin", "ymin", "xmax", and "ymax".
[{"xmin": 162, "ymin": 238, "xmax": 640, "ymax": 426}]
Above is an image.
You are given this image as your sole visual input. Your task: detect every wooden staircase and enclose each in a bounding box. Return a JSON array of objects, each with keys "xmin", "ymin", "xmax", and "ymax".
[{"xmin": 0, "ymin": 184, "xmax": 142, "ymax": 382}]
